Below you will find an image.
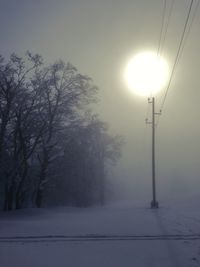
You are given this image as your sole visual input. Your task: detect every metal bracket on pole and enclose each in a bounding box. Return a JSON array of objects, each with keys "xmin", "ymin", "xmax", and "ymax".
[{"xmin": 145, "ymin": 118, "xmax": 152, "ymax": 124}]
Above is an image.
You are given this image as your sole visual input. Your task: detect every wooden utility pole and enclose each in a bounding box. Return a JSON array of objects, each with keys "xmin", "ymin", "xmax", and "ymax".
[{"xmin": 146, "ymin": 97, "xmax": 159, "ymax": 208}]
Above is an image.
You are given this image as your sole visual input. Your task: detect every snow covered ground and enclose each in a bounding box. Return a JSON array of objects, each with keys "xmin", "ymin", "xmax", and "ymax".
[{"xmin": 0, "ymin": 196, "xmax": 200, "ymax": 267}]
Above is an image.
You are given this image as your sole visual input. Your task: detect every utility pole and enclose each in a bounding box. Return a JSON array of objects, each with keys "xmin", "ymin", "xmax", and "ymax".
[{"xmin": 146, "ymin": 97, "xmax": 160, "ymax": 209}]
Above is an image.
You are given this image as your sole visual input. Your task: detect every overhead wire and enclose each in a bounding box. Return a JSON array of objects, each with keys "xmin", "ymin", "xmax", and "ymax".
[
  {"xmin": 176, "ymin": 0, "xmax": 200, "ymax": 65},
  {"xmin": 145, "ymin": 0, "xmax": 168, "ymax": 123},
  {"xmin": 159, "ymin": 0, "xmax": 175, "ymax": 57},
  {"xmin": 155, "ymin": 0, "xmax": 175, "ymax": 128},
  {"xmin": 143, "ymin": 0, "xmax": 168, "ymax": 167},
  {"xmin": 156, "ymin": 0, "xmax": 196, "ymax": 128},
  {"xmin": 156, "ymin": 0, "xmax": 199, "ymax": 127},
  {"xmin": 155, "ymin": 0, "xmax": 175, "ymax": 127},
  {"xmin": 157, "ymin": 0, "xmax": 167, "ymax": 57}
]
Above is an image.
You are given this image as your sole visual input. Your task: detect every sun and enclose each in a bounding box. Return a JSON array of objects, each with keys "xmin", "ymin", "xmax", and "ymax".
[{"xmin": 124, "ymin": 51, "xmax": 169, "ymax": 97}]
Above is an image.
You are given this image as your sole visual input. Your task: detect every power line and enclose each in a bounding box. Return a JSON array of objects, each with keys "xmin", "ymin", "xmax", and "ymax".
[
  {"xmin": 177, "ymin": 0, "xmax": 200, "ymax": 64},
  {"xmin": 156, "ymin": 0, "xmax": 198, "ymax": 127},
  {"xmin": 146, "ymin": 0, "xmax": 169, "ymax": 121},
  {"xmin": 159, "ymin": 0, "xmax": 175, "ymax": 57},
  {"xmin": 159, "ymin": 0, "xmax": 195, "ymax": 113},
  {"xmin": 147, "ymin": 0, "xmax": 174, "ymax": 120},
  {"xmin": 155, "ymin": 0, "xmax": 174, "ymax": 126},
  {"xmin": 157, "ymin": 0, "xmax": 167, "ymax": 57}
]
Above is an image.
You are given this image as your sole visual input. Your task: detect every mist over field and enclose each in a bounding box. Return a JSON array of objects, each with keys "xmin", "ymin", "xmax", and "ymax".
[{"xmin": 1, "ymin": 1, "xmax": 200, "ymax": 266}]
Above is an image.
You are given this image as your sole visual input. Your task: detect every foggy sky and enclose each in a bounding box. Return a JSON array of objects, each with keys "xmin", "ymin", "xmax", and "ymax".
[{"xmin": 1, "ymin": 0, "xmax": 200, "ymax": 202}]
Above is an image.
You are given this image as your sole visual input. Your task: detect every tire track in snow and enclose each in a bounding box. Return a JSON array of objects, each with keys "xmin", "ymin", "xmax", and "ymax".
[{"xmin": 0, "ymin": 234, "xmax": 200, "ymax": 243}]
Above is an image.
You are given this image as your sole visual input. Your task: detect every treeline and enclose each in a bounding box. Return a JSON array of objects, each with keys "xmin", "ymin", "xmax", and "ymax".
[{"xmin": 0, "ymin": 52, "xmax": 123, "ymax": 211}]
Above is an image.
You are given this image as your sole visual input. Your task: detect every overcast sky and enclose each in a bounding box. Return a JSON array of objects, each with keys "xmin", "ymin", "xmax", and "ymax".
[{"xmin": 1, "ymin": 0, "xmax": 200, "ymax": 202}]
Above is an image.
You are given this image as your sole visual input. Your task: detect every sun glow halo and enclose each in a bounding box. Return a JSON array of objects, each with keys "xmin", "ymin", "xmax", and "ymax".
[{"xmin": 124, "ymin": 51, "xmax": 169, "ymax": 97}]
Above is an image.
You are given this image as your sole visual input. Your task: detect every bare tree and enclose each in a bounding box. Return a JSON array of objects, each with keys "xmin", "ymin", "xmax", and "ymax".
[
  {"xmin": 0, "ymin": 53, "xmax": 122, "ymax": 211},
  {"xmin": 0, "ymin": 53, "xmax": 42, "ymax": 210},
  {"xmin": 33, "ymin": 61, "xmax": 98, "ymax": 207}
]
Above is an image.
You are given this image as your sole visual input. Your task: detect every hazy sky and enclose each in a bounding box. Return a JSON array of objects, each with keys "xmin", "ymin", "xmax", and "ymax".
[{"xmin": 1, "ymin": 0, "xmax": 200, "ymax": 202}]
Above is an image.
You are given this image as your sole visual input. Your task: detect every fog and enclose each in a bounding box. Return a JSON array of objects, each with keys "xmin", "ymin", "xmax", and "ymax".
[{"xmin": 1, "ymin": 0, "xmax": 200, "ymax": 203}]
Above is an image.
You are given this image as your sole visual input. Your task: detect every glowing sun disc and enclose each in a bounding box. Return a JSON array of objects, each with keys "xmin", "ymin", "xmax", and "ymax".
[{"xmin": 124, "ymin": 51, "xmax": 169, "ymax": 97}]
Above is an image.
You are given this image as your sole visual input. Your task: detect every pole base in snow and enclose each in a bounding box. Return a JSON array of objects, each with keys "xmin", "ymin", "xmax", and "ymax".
[{"xmin": 150, "ymin": 200, "xmax": 159, "ymax": 209}]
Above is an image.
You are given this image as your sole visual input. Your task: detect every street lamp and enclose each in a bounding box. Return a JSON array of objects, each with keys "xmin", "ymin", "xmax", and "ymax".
[{"xmin": 124, "ymin": 51, "xmax": 169, "ymax": 209}]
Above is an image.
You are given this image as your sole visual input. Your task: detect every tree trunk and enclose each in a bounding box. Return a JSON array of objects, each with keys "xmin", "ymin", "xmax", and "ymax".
[
  {"xmin": 35, "ymin": 150, "xmax": 49, "ymax": 208},
  {"xmin": 15, "ymin": 162, "xmax": 28, "ymax": 209}
]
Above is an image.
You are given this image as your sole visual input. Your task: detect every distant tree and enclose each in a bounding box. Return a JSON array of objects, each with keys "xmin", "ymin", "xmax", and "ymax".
[{"xmin": 45, "ymin": 115, "xmax": 123, "ymax": 207}]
